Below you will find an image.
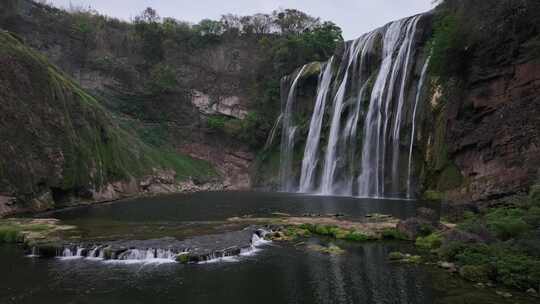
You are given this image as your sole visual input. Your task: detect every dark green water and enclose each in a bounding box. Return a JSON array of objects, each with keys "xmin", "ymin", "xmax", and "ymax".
[
  {"xmin": 0, "ymin": 192, "xmax": 533, "ymax": 303},
  {"xmin": 38, "ymin": 191, "xmax": 424, "ymax": 241}
]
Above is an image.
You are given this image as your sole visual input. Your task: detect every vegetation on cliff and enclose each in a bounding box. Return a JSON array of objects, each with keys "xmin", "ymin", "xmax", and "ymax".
[
  {"xmin": 0, "ymin": 30, "xmax": 215, "ymax": 210},
  {"xmin": 0, "ymin": 1, "xmax": 343, "ymax": 152}
]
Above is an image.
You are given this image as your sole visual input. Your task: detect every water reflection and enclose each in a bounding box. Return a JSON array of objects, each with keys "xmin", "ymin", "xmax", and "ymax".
[{"xmin": 0, "ymin": 242, "xmax": 534, "ymax": 303}]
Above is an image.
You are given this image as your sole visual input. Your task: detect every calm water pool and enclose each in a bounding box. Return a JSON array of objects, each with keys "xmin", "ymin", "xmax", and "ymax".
[{"xmin": 0, "ymin": 192, "xmax": 532, "ymax": 303}]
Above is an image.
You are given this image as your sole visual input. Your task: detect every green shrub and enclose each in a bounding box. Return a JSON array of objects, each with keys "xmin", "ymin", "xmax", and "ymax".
[
  {"xmin": 0, "ymin": 226, "xmax": 23, "ymax": 243},
  {"xmin": 423, "ymin": 190, "xmax": 444, "ymax": 201},
  {"xmin": 418, "ymin": 223, "xmax": 435, "ymax": 237},
  {"xmin": 494, "ymin": 253, "xmax": 540, "ymax": 290},
  {"xmin": 448, "ymin": 243, "xmax": 540, "ymax": 290},
  {"xmin": 285, "ymin": 227, "xmax": 311, "ymax": 238},
  {"xmin": 486, "ymin": 208, "xmax": 531, "ymax": 240},
  {"xmin": 206, "ymin": 116, "xmax": 229, "ymax": 130},
  {"xmin": 313, "ymin": 225, "xmax": 332, "ymax": 236},
  {"xmin": 530, "ymin": 185, "xmax": 540, "ymax": 207},
  {"xmin": 454, "ymin": 244, "xmax": 492, "ymax": 266},
  {"xmin": 176, "ymin": 253, "xmax": 189, "ymax": 264},
  {"xmin": 149, "ymin": 63, "xmax": 178, "ymax": 93},
  {"xmin": 415, "ymin": 233, "xmax": 443, "ymax": 250},
  {"xmin": 296, "ymin": 224, "xmax": 373, "ymax": 241},
  {"xmin": 523, "ymin": 206, "xmax": 540, "ymax": 227},
  {"xmin": 388, "ymin": 251, "xmax": 405, "ymax": 261},
  {"xmin": 438, "ymin": 241, "xmax": 468, "ymax": 261},
  {"xmin": 429, "ymin": 13, "xmax": 468, "ymax": 79},
  {"xmin": 343, "ymin": 231, "xmax": 372, "ymax": 242},
  {"xmin": 459, "ymin": 265, "xmax": 492, "ymax": 283},
  {"xmin": 381, "ymin": 228, "xmax": 408, "ymax": 240},
  {"xmin": 407, "ymin": 255, "xmax": 422, "ymax": 263}
]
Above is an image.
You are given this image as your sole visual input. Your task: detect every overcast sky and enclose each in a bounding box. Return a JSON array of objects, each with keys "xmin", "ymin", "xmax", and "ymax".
[{"xmin": 47, "ymin": 0, "xmax": 435, "ymax": 40}]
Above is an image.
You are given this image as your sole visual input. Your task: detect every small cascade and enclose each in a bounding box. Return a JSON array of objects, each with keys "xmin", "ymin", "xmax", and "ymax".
[
  {"xmin": 276, "ymin": 14, "xmax": 431, "ymax": 199},
  {"xmin": 241, "ymin": 229, "xmax": 271, "ymax": 256},
  {"xmin": 58, "ymin": 245, "xmax": 179, "ymax": 263},
  {"xmin": 26, "ymin": 246, "xmax": 40, "ymax": 258},
  {"xmin": 264, "ymin": 113, "xmax": 283, "ymax": 150},
  {"xmin": 51, "ymin": 229, "xmax": 271, "ymax": 264},
  {"xmin": 407, "ymin": 56, "xmax": 431, "ymax": 198},
  {"xmin": 117, "ymin": 248, "xmax": 178, "ymax": 261},
  {"xmin": 60, "ymin": 246, "xmax": 85, "ymax": 259},
  {"xmin": 87, "ymin": 246, "xmax": 105, "ymax": 260},
  {"xmin": 279, "ymin": 65, "xmax": 308, "ymax": 192}
]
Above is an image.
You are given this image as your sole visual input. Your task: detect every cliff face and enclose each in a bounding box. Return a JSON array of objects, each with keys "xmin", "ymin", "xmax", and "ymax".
[
  {"xmin": 420, "ymin": 0, "xmax": 540, "ymax": 202},
  {"xmin": 0, "ymin": 31, "xmax": 218, "ymax": 216},
  {"xmin": 0, "ymin": 0, "xmax": 260, "ymax": 189},
  {"xmin": 439, "ymin": 63, "xmax": 540, "ymax": 201}
]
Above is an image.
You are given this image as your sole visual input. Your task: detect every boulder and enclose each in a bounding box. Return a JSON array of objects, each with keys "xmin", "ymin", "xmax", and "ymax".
[
  {"xmin": 396, "ymin": 218, "xmax": 435, "ymax": 240},
  {"xmin": 441, "ymin": 229, "xmax": 484, "ymax": 245},
  {"xmin": 441, "ymin": 201, "xmax": 479, "ymax": 223},
  {"xmin": 416, "ymin": 207, "xmax": 439, "ymax": 224}
]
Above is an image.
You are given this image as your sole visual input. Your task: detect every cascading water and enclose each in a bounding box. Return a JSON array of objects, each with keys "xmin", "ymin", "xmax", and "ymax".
[
  {"xmin": 279, "ymin": 65, "xmax": 307, "ymax": 192},
  {"xmin": 333, "ymin": 31, "xmax": 378, "ymax": 196},
  {"xmin": 359, "ymin": 17, "xmax": 421, "ymax": 198},
  {"xmin": 276, "ymin": 14, "xmax": 430, "ymax": 199},
  {"xmin": 299, "ymin": 57, "xmax": 334, "ymax": 193},
  {"xmin": 389, "ymin": 16, "xmax": 421, "ymax": 195},
  {"xmin": 320, "ymin": 38, "xmax": 363, "ymax": 195}
]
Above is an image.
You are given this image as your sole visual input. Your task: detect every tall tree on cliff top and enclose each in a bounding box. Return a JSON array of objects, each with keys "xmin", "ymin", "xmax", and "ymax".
[
  {"xmin": 273, "ymin": 9, "xmax": 320, "ymax": 35},
  {"xmin": 134, "ymin": 7, "xmax": 164, "ymax": 65}
]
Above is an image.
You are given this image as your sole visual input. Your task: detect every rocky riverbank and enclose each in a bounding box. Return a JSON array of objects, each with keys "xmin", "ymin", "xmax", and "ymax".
[
  {"xmin": 223, "ymin": 186, "xmax": 540, "ymax": 298},
  {"xmin": 0, "ymin": 174, "xmax": 224, "ymax": 218}
]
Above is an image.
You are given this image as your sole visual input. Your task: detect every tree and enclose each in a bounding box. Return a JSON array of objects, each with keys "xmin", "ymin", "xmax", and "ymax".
[
  {"xmin": 135, "ymin": 7, "xmax": 160, "ymax": 24},
  {"xmin": 273, "ymin": 9, "xmax": 320, "ymax": 35},
  {"xmin": 306, "ymin": 21, "xmax": 343, "ymax": 58},
  {"xmin": 195, "ymin": 19, "xmax": 224, "ymax": 36},
  {"xmin": 220, "ymin": 14, "xmax": 242, "ymax": 32},
  {"xmin": 149, "ymin": 63, "xmax": 178, "ymax": 93},
  {"xmin": 251, "ymin": 14, "xmax": 274, "ymax": 37},
  {"xmin": 134, "ymin": 7, "xmax": 164, "ymax": 64}
]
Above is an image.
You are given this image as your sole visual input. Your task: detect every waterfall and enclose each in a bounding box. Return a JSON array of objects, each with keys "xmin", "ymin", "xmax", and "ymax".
[
  {"xmin": 358, "ymin": 19, "xmax": 407, "ymax": 198},
  {"xmin": 299, "ymin": 57, "xmax": 334, "ymax": 193},
  {"xmin": 279, "ymin": 65, "xmax": 307, "ymax": 192},
  {"xmin": 339, "ymin": 31, "xmax": 378, "ymax": 195},
  {"xmin": 390, "ymin": 16, "xmax": 421, "ymax": 195},
  {"xmin": 358, "ymin": 16, "xmax": 422, "ymax": 198},
  {"xmin": 407, "ymin": 56, "xmax": 431, "ymax": 198},
  {"xmin": 320, "ymin": 37, "xmax": 365, "ymax": 194},
  {"xmin": 275, "ymin": 14, "xmax": 429, "ymax": 199}
]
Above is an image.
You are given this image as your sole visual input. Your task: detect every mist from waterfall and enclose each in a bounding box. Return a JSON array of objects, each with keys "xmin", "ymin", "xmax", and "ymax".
[{"xmin": 277, "ymin": 14, "xmax": 430, "ymax": 199}]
